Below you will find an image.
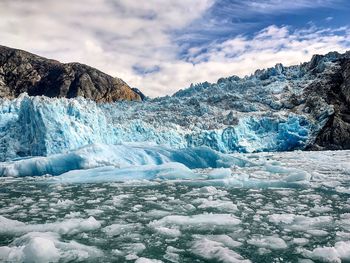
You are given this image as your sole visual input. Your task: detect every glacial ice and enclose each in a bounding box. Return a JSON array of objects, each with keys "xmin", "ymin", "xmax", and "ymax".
[
  {"xmin": 149, "ymin": 214, "xmax": 241, "ymax": 235},
  {"xmin": 135, "ymin": 258, "xmax": 163, "ymax": 263},
  {"xmin": 1, "ymin": 53, "xmax": 339, "ymax": 161},
  {"xmin": 0, "ymin": 142, "xmax": 324, "ymax": 190},
  {"xmin": 300, "ymin": 241, "xmax": 350, "ymax": 263},
  {"xmin": 0, "ymin": 215, "xmax": 101, "ymax": 236},
  {"xmin": 0, "ymin": 231, "xmax": 103, "ymax": 263},
  {"xmin": 0, "ymin": 143, "xmax": 247, "ymax": 177},
  {"xmin": 0, "ymin": 93, "xmax": 310, "ymax": 161},
  {"xmin": 247, "ymin": 236, "xmax": 288, "ymax": 250},
  {"xmin": 191, "ymin": 237, "xmax": 250, "ymax": 263},
  {"xmin": 1, "ymin": 142, "xmax": 349, "ymax": 195}
]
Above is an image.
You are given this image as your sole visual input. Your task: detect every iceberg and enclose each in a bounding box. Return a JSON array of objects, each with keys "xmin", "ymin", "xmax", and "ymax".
[
  {"xmin": 0, "ymin": 142, "xmax": 320, "ymax": 190},
  {"xmin": 0, "ymin": 143, "xmax": 249, "ymax": 177}
]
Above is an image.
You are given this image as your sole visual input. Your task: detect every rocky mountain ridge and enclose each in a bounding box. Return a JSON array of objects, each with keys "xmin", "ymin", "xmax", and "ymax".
[
  {"xmin": 306, "ymin": 55, "xmax": 350, "ymax": 150},
  {"xmin": 0, "ymin": 45, "xmax": 141, "ymax": 102}
]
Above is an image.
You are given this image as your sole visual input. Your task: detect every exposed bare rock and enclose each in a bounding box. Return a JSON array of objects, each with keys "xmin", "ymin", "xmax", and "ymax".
[
  {"xmin": 307, "ymin": 56, "xmax": 350, "ymax": 150},
  {"xmin": 0, "ymin": 45, "xmax": 141, "ymax": 102}
]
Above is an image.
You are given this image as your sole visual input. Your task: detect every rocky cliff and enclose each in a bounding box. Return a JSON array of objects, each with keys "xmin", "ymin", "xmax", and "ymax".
[
  {"xmin": 0, "ymin": 45, "xmax": 141, "ymax": 102},
  {"xmin": 306, "ymin": 54, "xmax": 350, "ymax": 150}
]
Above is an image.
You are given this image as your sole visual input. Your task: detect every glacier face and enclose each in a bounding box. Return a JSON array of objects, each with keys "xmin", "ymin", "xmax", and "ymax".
[
  {"xmin": 0, "ymin": 94, "xmax": 323, "ymax": 162},
  {"xmin": 0, "ymin": 52, "xmax": 340, "ymax": 161}
]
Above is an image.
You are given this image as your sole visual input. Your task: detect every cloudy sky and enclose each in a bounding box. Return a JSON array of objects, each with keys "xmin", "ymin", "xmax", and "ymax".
[{"xmin": 1, "ymin": 0, "xmax": 350, "ymax": 97}]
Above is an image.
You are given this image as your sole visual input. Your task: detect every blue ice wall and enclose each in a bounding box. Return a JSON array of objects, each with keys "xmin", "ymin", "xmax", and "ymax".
[
  {"xmin": 186, "ymin": 115, "xmax": 311, "ymax": 153},
  {"xmin": 0, "ymin": 94, "xmax": 325, "ymax": 161}
]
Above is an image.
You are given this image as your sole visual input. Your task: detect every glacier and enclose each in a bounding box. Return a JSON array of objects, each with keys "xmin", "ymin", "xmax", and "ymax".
[{"xmin": 0, "ymin": 52, "xmax": 340, "ymax": 162}]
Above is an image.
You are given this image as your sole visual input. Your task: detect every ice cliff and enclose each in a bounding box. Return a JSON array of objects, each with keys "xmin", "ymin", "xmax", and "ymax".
[{"xmin": 1, "ymin": 51, "xmax": 349, "ymax": 162}]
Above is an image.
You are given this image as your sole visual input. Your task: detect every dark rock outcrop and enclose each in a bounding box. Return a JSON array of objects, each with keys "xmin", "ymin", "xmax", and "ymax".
[
  {"xmin": 0, "ymin": 45, "xmax": 141, "ymax": 102},
  {"xmin": 131, "ymin": 87, "xmax": 146, "ymax": 101},
  {"xmin": 306, "ymin": 55, "xmax": 350, "ymax": 150}
]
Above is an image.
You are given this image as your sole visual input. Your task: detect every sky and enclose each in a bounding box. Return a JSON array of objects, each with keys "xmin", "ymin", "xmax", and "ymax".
[{"xmin": 0, "ymin": 0, "xmax": 350, "ymax": 97}]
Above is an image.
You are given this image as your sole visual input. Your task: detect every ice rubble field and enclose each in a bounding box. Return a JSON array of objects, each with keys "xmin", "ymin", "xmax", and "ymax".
[{"xmin": 1, "ymin": 148, "xmax": 350, "ymax": 262}]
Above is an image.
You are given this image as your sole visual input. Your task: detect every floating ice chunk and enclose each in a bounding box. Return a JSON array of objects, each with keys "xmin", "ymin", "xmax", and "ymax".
[
  {"xmin": 292, "ymin": 238, "xmax": 309, "ymax": 246},
  {"xmin": 207, "ymin": 168, "xmax": 232, "ymax": 179},
  {"xmin": 122, "ymin": 243, "xmax": 146, "ymax": 255},
  {"xmin": 265, "ymin": 164, "xmax": 298, "ymax": 174},
  {"xmin": 103, "ymin": 223, "xmax": 141, "ymax": 237},
  {"xmin": 301, "ymin": 241, "xmax": 350, "ymax": 263},
  {"xmin": 143, "ymin": 210, "xmax": 171, "ymax": 219},
  {"xmin": 267, "ymin": 214, "xmax": 296, "ymax": 224},
  {"xmin": 267, "ymin": 214, "xmax": 333, "ymax": 233},
  {"xmin": 191, "ymin": 237, "xmax": 250, "ymax": 263},
  {"xmin": 306, "ymin": 229, "xmax": 329, "ymax": 237},
  {"xmin": 194, "ymin": 177, "xmax": 305, "ymax": 189},
  {"xmin": 289, "ymin": 216, "xmax": 333, "ymax": 232},
  {"xmin": 194, "ymin": 198, "xmax": 238, "ymax": 213},
  {"xmin": 297, "ymin": 259, "xmax": 314, "ymax": 263},
  {"xmin": 135, "ymin": 257, "xmax": 163, "ymax": 263},
  {"xmin": 164, "ymin": 246, "xmax": 183, "ymax": 263},
  {"xmin": 54, "ymin": 199, "xmax": 75, "ymax": 208},
  {"xmin": 247, "ymin": 236, "xmax": 288, "ymax": 250},
  {"xmin": 185, "ymin": 186, "xmax": 228, "ymax": 197},
  {"xmin": 310, "ymin": 206, "xmax": 333, "ymax": 214},
  {"xmin": 0, "ymin": 216, "xmax": 101, "ymax": 236},
  {"xmin": 153, "ymin": 226, "xmax": 181, "ymax": 238},
  {"xmin": 0, "ymin": 215, "xmax": 26, "ymax": 229},
  {"xmin": 336, "ymin": 231, "xmax": 350, "ymax": 241},
  {"xmin": 335, "ymin": 186, "xmax": 350, "ymax": 195},
  {"xmin": 0, "ymin": 232, "xmax": 103, "ymax": 263},
  {"xmin": 194, "ymin": 235, "xmax": 242, "ymax": 248},
  {"xmin": 283, "ymin": 170, "xmax": 311, "ymax": 183},
  {"xmin": 22, "ymin": 236, "xmax": 60, "ymax": 263},
  {"xmin": 335, "ymin": 241, "xmax": 350, "ymax": 259},
  {"xmin": 55, "ymin": 162, "xmax": 196, "ymax": 183},
  {"xmin": 149, "ymin": 214, "xmax": 241, "ymax": 232},
  {"xmin": 0, "ymin": 143, "xmax": 248, "ymax": 177},
  {"xmin": 0, "ymin": 246, "xmax": 23, "ymax": 262}
]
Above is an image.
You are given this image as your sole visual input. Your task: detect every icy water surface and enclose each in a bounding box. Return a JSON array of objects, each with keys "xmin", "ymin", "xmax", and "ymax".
[{"xmin": 1, "ymin": 150, "xmax": 350, "ymax": 263}]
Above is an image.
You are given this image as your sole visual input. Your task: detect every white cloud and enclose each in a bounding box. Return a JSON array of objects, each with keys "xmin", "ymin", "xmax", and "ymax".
[
  {"xmin": 134, "ymin": 25, "xmax": 350, "ymax": 96},
  {"xmin": 245, "ymin": 0, "xmax": 340, "ymax": 13},
  {"xmin": 0, "ymin": 1, "xmax": 349, "ymax": 97}
]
